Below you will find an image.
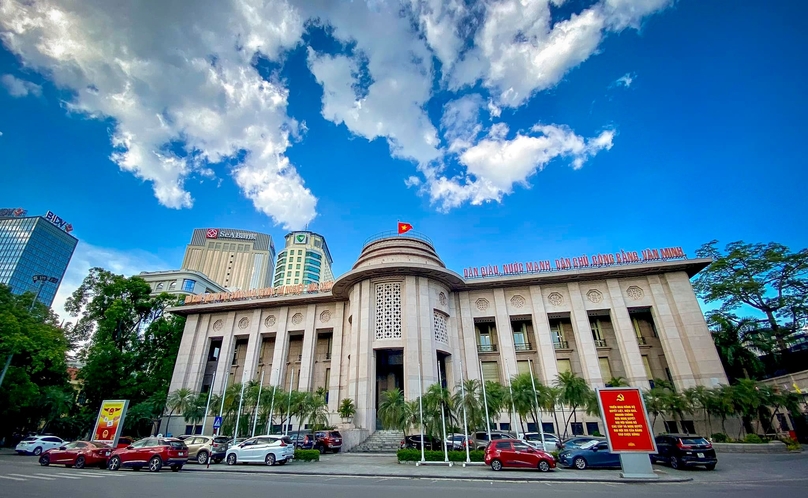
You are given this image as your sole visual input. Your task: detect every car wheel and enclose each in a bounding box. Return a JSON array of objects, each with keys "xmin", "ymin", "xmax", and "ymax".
[
  {"xmin": 39, "ymin": 455, "xmax": 50, "ymax": 466},
  {"xmin": 573, "ymin": 457, "xmax": 587, "ymax": 470},
  {"xmin": 538, "ymin": 460, "xmax": 551, "ymax": 472},
  {"xmin": 108, "ymin": 456, "xmax": 121, "ymax": 471},
  {"xmin": 171, "ymin": 465, "xmax": 182, "ymax": 472},
  {"xmin": 317, "ymin": 445, "xmax": 325, "ymax": 454},
  {"xmin": 75, "ymin": 456, "xmax": 86, "ymax": 469},
  {"xmin": 705, "ymin": 463, "xmax": 716, "ymax": 471},
  {"xmin": 491, "ymin": 459, "xmax": 503, "ymax": 471},
  {"xmin": 148, "ymin": 456, "xmax": 163, "ymax": 472},
  {"xmin": 33, "ymin": 447, "xmax": 43, "ymax": 456},
  {"xmin": 227, "ymin": 454, "xmax": 237, "ymax": 465},
  {"xmin": 669, "ymin": 456, "xmax": 680, "ymax": 470},
  {"xmin": 265, "ymin": 453, "xmax": 276, "ymax": 466},
  {"xmin": 197, "ymin": 451, "xmax": 208, "ymax": 465}
]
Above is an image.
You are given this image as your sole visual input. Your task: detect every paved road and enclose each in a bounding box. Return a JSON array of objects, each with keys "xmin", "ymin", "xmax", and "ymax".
[{"xmin": 0, "ymin": 452, "xmax": 806, "ymax": 498}]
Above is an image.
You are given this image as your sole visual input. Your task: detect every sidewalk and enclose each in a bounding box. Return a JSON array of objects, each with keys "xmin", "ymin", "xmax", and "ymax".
[{"xmin": 181, "ymin": 452, "xmax": 691, "ymax": 483}]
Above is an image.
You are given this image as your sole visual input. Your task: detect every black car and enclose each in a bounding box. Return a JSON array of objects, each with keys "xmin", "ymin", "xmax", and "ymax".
[
  {"xmin": 651, "ymin": 434, "xmax": 717, "ymax": 470},
  {"xmin": 400, "ymin": 434, "xmax": 442, "ymax": 450},
  {"xmin": 288, "ymin": 430, "xmax": 314, "ymax": 449}
]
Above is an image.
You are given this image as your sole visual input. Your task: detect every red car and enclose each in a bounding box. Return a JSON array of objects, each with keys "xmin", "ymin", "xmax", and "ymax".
[
  {"xmin": 107, "ymin": 436, "xmax": 188, "ymax": 472},
  {"xmin": 39, "ymin": 441, "xmax": 112, "ymax": 469},
  {"xmin": 484, "ymin": 438, "xmax": 556, "ymax": 472}
]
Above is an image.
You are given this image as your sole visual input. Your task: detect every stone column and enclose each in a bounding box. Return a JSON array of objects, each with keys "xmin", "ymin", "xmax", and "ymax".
[
  {"xmin": 606, "ymin": 279, "xmax": 648, "ymax": 386},
  {"xmin": 346, "ymin": 285, "xmax": 361, "ymax": 413},
  {"xmin": 418, "ymin": 277, "xmax": 438, "ymax": 388},
  {"xmin": 566, "ymin": 282, "xmax": 604, "ymax": 387},
  {"xmin": 269, "ymin": 308, "xmax": 290, "ymax": 386},
  {"xmin": 328, "ymin": 302, "xmax": 345, "ymax": 412},
  {"xmin": 212, "ymin": 312, "xmax": 237, "ymax": 394},
  {"xmin": 529, "ymin": 286, "xmax": 558, "ymax": 385},
  {"xmin": 492, "ymin": 289, "xmax": 519, "ymax": 385},
  {"xmin": 446, "ymin": 289, "xmax": 464, "ymax": 388},
  {"xmin": 168, "ymin": 314, "xmax": 201, "ymax": 391},
  {"xmin": 240, "ymin": 309, "xmax": 264, "ymax": 384},
  {"xmin": 457, "ymin": 291, "xmax": 481, "ymax": 381},
  {"xmin": 355, "ymin": 280, "xmax": 374, "ymax": 430},
  {"xmin": 298, "ymin": 304, "xmax": 318, "ymax": 391},
  {"xmin": 403, "ymin": 276, "xmax": 422, "ymax": 400},
  {"xmin": 646, "ymin": 275, "xmax": 697, "ymax": 388}
]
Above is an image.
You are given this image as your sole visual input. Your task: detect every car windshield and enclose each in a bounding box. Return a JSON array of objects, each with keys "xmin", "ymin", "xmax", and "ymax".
[
  {"xmin": 330, "ymin": 432, "xmax": 342, "ymax": 438},
  {"xmin": 680, "ymin": 437, "xmax": 709, "ymax": 446},
  {"xmin": 580, "ymin": 440, "xmax": 600, "ymax": 449}
]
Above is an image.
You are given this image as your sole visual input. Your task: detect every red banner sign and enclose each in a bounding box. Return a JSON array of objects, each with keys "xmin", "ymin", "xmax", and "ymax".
[{"xmin": 597, "ymin": 388, "xmax": 656, "ymax": 453}]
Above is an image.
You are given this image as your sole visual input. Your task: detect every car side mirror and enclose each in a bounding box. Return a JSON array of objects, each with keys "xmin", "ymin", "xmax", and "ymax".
[
  {"xmin": 59, "ymin": 446, "xmax": 66, "ymax": 450},
  {"xmin": 591, "ymin": 446, "xmax": 598, "ymax": 452},
  {"xmin": 127, "ymin": 445, "xmax": 134, "ymax": 450}
]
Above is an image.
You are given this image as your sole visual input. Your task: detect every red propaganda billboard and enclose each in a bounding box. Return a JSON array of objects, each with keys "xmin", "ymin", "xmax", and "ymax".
[
  {"xmin": 597, "ymin": 388, "xmax": 657, "ymax": 453},
  {"xmin": 91, "ymin": 400, "xmax": 129, "ymax": 448}
]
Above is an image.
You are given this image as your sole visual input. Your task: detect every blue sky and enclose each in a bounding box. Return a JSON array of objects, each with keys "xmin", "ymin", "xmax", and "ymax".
[{"xmin": 1, "ymin": 1, "xmax": 806, "ymax": 320}]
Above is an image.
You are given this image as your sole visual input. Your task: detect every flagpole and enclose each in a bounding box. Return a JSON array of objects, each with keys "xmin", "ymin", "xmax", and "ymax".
[
  {"xmin": 233, "ymin": 382, "xmax": 246, "ymax": 446},
  {"xmin": 479, "ymin": 360, "xmax": 491, "ymax": 442},
  {"xmin": 251, "ymin": 371, "xmax": 265, "ymax": 437},
  {"xmin": 528, "ymin": 359, "xmax": 547, "ymax": 450},
  {"xmin": 459, "ymin": 357, "xmax": 470, "ymax": 463},
  {"xmin": 285, "ymin": 368, "xmax": 295, "ymax": 436},
  {"xmin": 201, "ymin": 370, "xmax": 216, "ymax": 436},
  {"xmin": 266, "ymin": 368, "xmax": 278, "ymax": 434},
  {"xmin": 437, "ymin": 360, "xmax": 449, "ymax": 463},
  {"xmin": 217, "ymin": 376, "xmax": 226, "ymax": 436}
]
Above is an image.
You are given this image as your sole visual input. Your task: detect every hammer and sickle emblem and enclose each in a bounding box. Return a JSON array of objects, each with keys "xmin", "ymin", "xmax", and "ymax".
[{"xmin": 616, "ymin": 394, "xmax": 625, "ymax": 402}]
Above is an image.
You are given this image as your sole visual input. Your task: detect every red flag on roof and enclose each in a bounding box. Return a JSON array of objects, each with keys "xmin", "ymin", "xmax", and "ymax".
[{"xmin": 397, "ymin": 222, "xmax": 413, "ymax": 234}]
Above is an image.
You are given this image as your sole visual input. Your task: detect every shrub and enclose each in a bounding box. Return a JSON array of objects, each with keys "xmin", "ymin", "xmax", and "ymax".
[
  {"xmin": 295, "ymin": 449, "xmax": 320, "ymax": 461},
  {"xmin": 397, "ymin": 449, "xmax": 484, "ymax": 462},
  {"xmin": 338, "ymin": 398, "xmax": 356, "ymax": 420},
  {"xmin": 780, "ymin": 437, "xmax": 801, "ymax": 451},
  {"xmin": 711, "ymin": 433, "xmax": 729, "ymax": 443},
  {"xmin": 551, "ymin": 450, "xmax": 560, "ymax": 460},
  {"xmin": 591, "ymin": 431, "xmax": 603, "ymax": 437},
  {"xmin": 743, "ymin": 434, "xmax": 764, "ymax": 444}
]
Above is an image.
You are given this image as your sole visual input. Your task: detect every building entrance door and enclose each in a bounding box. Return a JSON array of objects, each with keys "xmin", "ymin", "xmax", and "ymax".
[{"xmin": 375, "ymin": 349, "xmax": 404, "ymax": 430}]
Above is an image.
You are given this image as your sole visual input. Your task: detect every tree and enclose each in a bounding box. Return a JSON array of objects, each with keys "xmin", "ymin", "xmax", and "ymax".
[
  {"xmin": 164, "ymin": 388, "xmax": 195, "ymax": 435},
  {"xmin": 694, "ymin": 240, "xmax": 808, "ymax": 350},
  {"xmin": 481, "ymin": 380, "xmax": 509, "ymax": 430},
  {"xmin": 606, "ymin": 376, "xmax": 629, "ymax": 387},
  {"xmin": 378, "ymin": 388, "xmax": 411, "ymax": 434},
  {"xmin": 554, "ymin": 371, "xmax": 592, "ymax": 438},
  {"xmin": 338, "ymin": 398, "xmax": 355, "ymax": 422},
  {"xmin": 423, "ymin": 382, "xmax": 455, "ymax": 439},
  {"xmin": 707, "ymin": 312, "xmax": 769, "ymax": 381},
  {"xmin": 452, "ymin": 379, "xmax": 484, "ymax": 433},
  {"xmin": 683, "ymin": 386, "xmax": 715, "ymax": 434}
]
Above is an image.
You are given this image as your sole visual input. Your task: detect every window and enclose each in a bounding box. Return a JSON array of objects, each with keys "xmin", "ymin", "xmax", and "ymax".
[
  {"xmin": 571, "ymin": 422, "xmax": 584, "ymax": 435},
  {"xmin": 556, "ymin": 359, "xmax": 571, "ymax": 374},
  {"xmin": 517, "ymin": 360, "xmax": 531, "ymax": 376},
  {"xmin": 208, "ymin": 340, "xmax": 221, "ymax": 362},
  {"xmin": 550, "ymin": 321, "xmax": 568, "ymax": 349},
  {"xmin": 296, "ymin": 264, "xmax": 301, "ymax": 269},
  {"xmin": 664, "ymin": 421, "xmax": 679, "ymax": 433},
  {"xmin": 481, "ymin": 361, "xmax": 500, "ymax": 382},
  {"xmin": 632, "ymin": 318, "xmax": 647, "ymax": 345},
  {"xmin": 542, "ymin": 422, "xmax": 555, "ymax": 434},
  {"xmin": 295, "ymin": 271, "xmax": 300, "ymax": 277},
  {"xmin": 182, "ymin": 279, "xmax": 195, "ymax": 292},
  {"xmin": 156, "ymin": 282, "xmax": 164, "ymax": 290},
  {"xmin": 599, "ymin": 357, "xmax": 612, "ymax": 381},
  {"xmin": 586, "ymin": 422, "xmax": 600, "ymax": 435},
  {"xmin": 642, "ymin": 355, "xmax": 653, "ymax": 379},
  {"xmin": 499, "ymin": 423, "xmax": 510, "ymax": 431},
  {"xmin": 680, "ymin": 420, "xmax": 696, "ymax": 434},
  {"xmin": 324, "ymin": 368, "xmax": 331, "ymax": 403},
  {"xmin": 512, "ymin": 322, "xmax": 530, "ymax": 350},
  {"xmin": 513, "ymin": 442, "xmax": 531, "ymax": 451},
  {"xmin": 495, "ymin": 441, "xmax": 511, "ymax": 450},
  {"xmin": 476, "ymin": 323, "xmax": 497, "ymax": 352},
  {"xmin": 590, "ymin": 319, "xmax": 606, "ymax": 347},
  {"xmin": 169, "ymin": 281, "xmax": 176, "ymax": 290}
]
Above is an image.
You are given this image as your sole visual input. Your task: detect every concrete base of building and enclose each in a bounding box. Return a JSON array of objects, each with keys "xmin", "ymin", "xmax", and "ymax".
[{"xmin": 713, "ymin": 441, "xmax": 790, "ymax": 453}]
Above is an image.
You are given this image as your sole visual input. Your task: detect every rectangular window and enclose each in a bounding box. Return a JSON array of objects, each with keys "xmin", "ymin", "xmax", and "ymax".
[
  {"xmin": 633, "ymin": 317, "xmax": 647, "ymax": 345},
  {"xmin": 590, "ymin": 319, "xmax": 606, "ymax": 347},
  {"xmin": 680, "ymin": 420, "xmax": 695, "ymax": 434},
  {"xmin": 476, "ymin": 324, "xmax": 497, "ymax": 352},
  {"xmin": 296, "ymin": 264, "xmax": 300, "ymax": 269},
  {"xmin": 556, "ymin": 359, "xmax": 571, "ymax": 374},
  {"xmin": 664, "ymin": 421, "xmax": 679, "ymax": 433},
  {"xmin": 599, "ymin": 357, "xmax": 613, "ymax": 381},
  {"xmin": 571, "ymin": 422, "xmax": 584, "ymax": 436},
  {"xmin": 499, "ymin": 423, "xmax": 510, "ymax": 431},
  {"xmin": 182, "ymin": 279, "xmax": 195, "ymax": 292},
  {"xmin": 481, "ymin": 361, "xmax": 500, "ymax": 382},
  {"xmin": 586, "ymin": 422, "xmax": 600, "ymax": 435},
  {"xmin": 517, "ymin": 360, "xmax": 531, "ymax": 376},
  {"xmin": 642, "ymin": 355, "xmax": 653, "ymax": 379},
  {"xmin": 324, "ymin": 368, "xmax": 331, "ymax": 403},
  {"xmin": 512, "ymin": 322, "xmax": 529, "ymax": 350},
  {"xmin": 550, "ymin": 320, "xmax": 568, "ymax": 349},
  {"xmin": 542, "ymin": 422, "xmax": 555, "ymax": 434}
]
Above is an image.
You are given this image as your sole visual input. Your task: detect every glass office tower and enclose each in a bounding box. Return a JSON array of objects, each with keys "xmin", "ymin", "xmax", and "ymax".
[{"xmin": 0, "ymin": 210, "xmax": 78, "ymax": 307}]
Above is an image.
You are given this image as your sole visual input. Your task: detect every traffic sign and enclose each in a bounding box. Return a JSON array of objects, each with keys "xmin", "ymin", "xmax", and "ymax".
[{"xmin": 213, "ymin": 416, "xmax": 223, "ymax": 430}]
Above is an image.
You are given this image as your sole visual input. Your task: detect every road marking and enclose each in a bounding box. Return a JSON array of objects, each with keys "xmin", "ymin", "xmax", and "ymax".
[
  {"xmin": 9, "ymin": 473, "xmax": 53, "ymax": 480},
  {"xmin": 0, "ymin": 476, "xmax": 26, "ymax": 481},
  {"xmin": 38, "ymin": 473, "xmax": 81, "ymax": 479},
  {"xmin": 74, "ymin": 473, "xmax": 107, "ymax": 478}
]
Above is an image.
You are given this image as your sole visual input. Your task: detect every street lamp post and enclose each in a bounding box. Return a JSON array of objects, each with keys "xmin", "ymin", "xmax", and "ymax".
[{"xmin": 0, "ymin": 274, "xmax": 58, "ymax": 388}]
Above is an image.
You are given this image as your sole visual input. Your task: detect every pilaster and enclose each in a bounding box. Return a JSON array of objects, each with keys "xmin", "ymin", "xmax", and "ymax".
[
  {"xmin": 298, "ymin": 304, "xmax": 318, "ymax": 391},
  {"xmin": 566, "ymin": 282, "xmax": 604, "ymax": 387},
  {"xmin": 605, "ymin": 279, "xmax": 648, "ymax": 386},
  {"xmin": 240, "ymin": 309, "xmax": 264, "ymax": 384},
  {"xmin": 328, "ymin": 302, "xmax": 345, "ymax": 412},
  {"xmin": 646, "ymin": 275, "xmax": 697, "ymax": 387},
  {"xmin": 269, "ymin": 308, "xmax": 290, "ymax": 386},
  {"xmin": 212, "ymin": 312, "xmax": 236, "ymax": 393},
  {"xmin": 458, "ymin": 291, "xmax": 481, "ymax": 381},
  {"xmin": 528, "ymin": 286, "xmax": 558, "ymax": 385}
]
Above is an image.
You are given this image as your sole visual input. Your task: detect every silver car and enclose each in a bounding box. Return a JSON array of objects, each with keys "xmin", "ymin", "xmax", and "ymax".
[{"xmin": 225, "ymin": 435, "xmax": 295, "ymax": 466}]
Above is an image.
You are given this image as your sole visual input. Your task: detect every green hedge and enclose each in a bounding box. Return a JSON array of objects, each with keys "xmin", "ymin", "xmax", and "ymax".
[
  {"xmin": 295, "ymin": 449, "xmax": 320, "ymax": 461},
  {"xmin": 743, "ymin": 434, "xmax": 764, "ymax": 444},
  {"xmin": 397, "ymin": 449, "xmax": 485, "ymax": 462},
  {"xmin": 711, "ymin": 433, "xmax": 729, "ymax": 443}
]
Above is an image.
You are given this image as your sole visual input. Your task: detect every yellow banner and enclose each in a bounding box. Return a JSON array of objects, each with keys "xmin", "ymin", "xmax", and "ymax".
[{"xmin": 92, "ymin": 400, "xmax": 128, "ymax": 444}]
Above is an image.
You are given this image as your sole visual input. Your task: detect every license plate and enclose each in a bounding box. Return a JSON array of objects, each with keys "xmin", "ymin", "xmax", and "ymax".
[
  {"xmin": 697, "ymin": 453, "xmax": 704, "ymax": 458},
  {"xmin": 179, "ymin": 452, "xmax": 185, "ymax": 456}
]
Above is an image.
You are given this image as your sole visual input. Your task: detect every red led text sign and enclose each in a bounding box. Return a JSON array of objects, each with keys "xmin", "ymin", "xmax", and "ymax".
[
  {"xmin": 597, "ymin": 388, "xmax": 657, "ymax": 453},
  {"xmin": 463, "ymin": 246, "xmax": 686, "ymax": 278}
]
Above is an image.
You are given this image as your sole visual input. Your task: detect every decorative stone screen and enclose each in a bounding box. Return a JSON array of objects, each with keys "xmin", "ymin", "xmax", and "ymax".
[
  {"xmin": 375, "ymin": 282, "xmax": 402, "ymax": 339},
  {"xmin": 434, "ymin": 310, "xmax": 448, "ymax": 344}
]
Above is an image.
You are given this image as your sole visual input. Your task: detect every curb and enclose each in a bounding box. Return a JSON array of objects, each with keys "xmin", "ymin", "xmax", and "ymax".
[{"xmin": 180, "ymin": 466, "xmax": 692, "ymax": 484}]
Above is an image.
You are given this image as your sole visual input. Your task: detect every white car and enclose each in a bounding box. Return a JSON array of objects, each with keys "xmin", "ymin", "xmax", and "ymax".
[
  {"xmin": 15, "ymin": 436, "xmax": 66, "ymax": 456},
  {"xmin": 225, "ymin": 435, "xmax": 295, "ymax": 466}
]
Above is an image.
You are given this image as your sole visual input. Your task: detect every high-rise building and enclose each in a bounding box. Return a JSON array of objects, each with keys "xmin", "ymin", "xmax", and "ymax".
[
  {"xmin": 0, "ymin": 208, "xmax": 78, "ymax": 307},
  {"xmin": 273, "ymin": 231, "xmax": 333, "ymax": 287},
  {"xmin": 182, "ymin": 228, "xmax": 275, "ymax": 291}
]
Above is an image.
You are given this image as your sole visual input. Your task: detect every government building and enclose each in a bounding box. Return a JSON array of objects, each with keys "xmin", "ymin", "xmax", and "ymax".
[{"xmin": 167, "ymin": 233, "xmax": 726, "ymax": 442}]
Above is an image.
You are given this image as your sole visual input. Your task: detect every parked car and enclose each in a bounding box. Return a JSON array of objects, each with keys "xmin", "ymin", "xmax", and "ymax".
[
  {"xmin": 314, "ymin": 430, "xmax": 343, "ymax": 453},
  {"xmin": 651, "ymin": 434, "xmax": 717, "ymax": 470},
  {"xmin": 401, "ymin": 434, "xmax": 442, "ymax": 451},
  {"xmin": 288, "ymin": 430, "xmax": 314, "ymax": 449},
  {"xmin": 39, "ymin": 441, "xmax": 112, "ymax": 468},
  {"xmin": 184, "ymin": 436, "xmax": 227, "ymax": 464},
  {"xmin": 471, "ymin": 431, "xmax": 512, "ymax": 450},
  {"xmin": 115, "ymin": 437, "xmax": 135, "ymax": 449},
  {"xmin": 225, "ymin": 435, "xmax": 295, "ymax": 466},
  {"xmin": 558, "ymin": 436, "xmax": 603, "ymax": 450},
  {"xmin": 15, "ymin": 435, "xmax": 66, "ymax": 456},
  {"xmin": 484, "ymin": 438, "xmax": 556, "ymax": 472},
  {"xmin": 446, "ymin": 434, "xmax": 470, "ymax": 451},
  {"xmin": 522, "ymin": 432, "xmax": 561, "ymax": 451},
  {"xmin": 557, "ymin": 440, "xmax": 620, "ymax": 469},
  {"xmin": 107, "ymin": 437, "xmax": 188, "ymax": 472}
]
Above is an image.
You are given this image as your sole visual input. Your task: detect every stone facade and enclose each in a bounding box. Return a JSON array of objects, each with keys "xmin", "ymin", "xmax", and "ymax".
[{"xmin": 166, "ymin": 235, "xmax": 727, "ymax": 437}]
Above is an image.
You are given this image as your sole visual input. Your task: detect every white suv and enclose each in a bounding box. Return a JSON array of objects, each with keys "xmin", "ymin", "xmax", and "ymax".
[
  {"xmin": 225, "ymin": 435, "xmax": 295, "ymax": 466},
  {"xmin": 15, "ymin": 436, "xmax": 66, "ymax": 456}
]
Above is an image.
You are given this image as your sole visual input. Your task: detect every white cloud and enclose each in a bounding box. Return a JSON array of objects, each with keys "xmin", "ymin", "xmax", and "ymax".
[
  {"xmin": 615, "ymin": 72, "xmax": 636, "ymax": 88},
  {"xmin": 52, "ymin": 241, "xmax": 169, "ymax": 325},
  {"xmin": 441, "ymin": 94, "xmax": 484, "ymax": 153},
  {"xmin": 0, "ymin": 0, "xmax": 316, "ymax": 230},
  {"xmin": 1, "ymin": 73, "xmax": 42, "ymax": 97}
]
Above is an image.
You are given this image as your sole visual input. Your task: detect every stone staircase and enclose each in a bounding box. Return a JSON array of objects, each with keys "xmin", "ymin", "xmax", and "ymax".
[{"xmin": 351, "ymin": 429, "xmax": 404, "ymax": 453}]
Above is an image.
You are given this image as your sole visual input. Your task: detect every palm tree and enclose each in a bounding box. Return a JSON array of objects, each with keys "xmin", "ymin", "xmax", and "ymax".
[
  {"xmin": 452, "ymin": 379, "xmax": 484, "ymax": 433},
  {"xmin": 707, "ymin": 312, "xmax": 770, "ymax": 381},
  {"xmin": 643, "ymin": 387, "xmax": 666, "ymax": 433},
  {"xmin": 378, "ymin": 388, "xmax": 412, "ymax": 434},
  {"xmin": 731, "ymin": 379, "xmax": 761, "ymax": 438},
  {"xmin": 606, "ymin": 376, "xmax": 629, "ymax": 387},
  {"xmin": 39, "ymin": 387, "xmax": 75, "ymax": 434},
  {"xmin": 554, "ymin": 371, "xmax": 591, "ymax": 438},
  {"xmin": 165, "ymin": 388, "xmax": 196, "ymax": 435},
  {"xmin": 423, "ymin": 382, "xmax": 455, "ymax": 439},
  {"xmin": 183, "ymin": 393, "xmax": 209, "ymax": 426},
  {"xmin": 481, "ymin": 380, "xmax": 509, "ymax": 429},
  {"xmin": 660, "ymin": 386, "xmax": 690, "ymax": 432},
  {"xmin": 300, "ymin": 391, "xmax": 329, "ymax": 430},
  {"xmin": 709, "ymin": 385, "xmax": 736, "ymax": 436},
  {"xmin": 683, "ymin": 386, "xmax": 714, "ymax": 434},
  {"xmin": 544, "ymin": 386, "xmax": 564, "ymax": 437},
  {"xmin": 509, "ymin": 373, "xmax": 543, "ymax": 433}
]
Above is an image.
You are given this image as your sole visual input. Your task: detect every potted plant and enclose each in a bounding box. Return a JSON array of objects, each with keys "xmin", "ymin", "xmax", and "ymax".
[{"xmin": 338, "ymin": 398, "xmax": 356, "ymax": 423}]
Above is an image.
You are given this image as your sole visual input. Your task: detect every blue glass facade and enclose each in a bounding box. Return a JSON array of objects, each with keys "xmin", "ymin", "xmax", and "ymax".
[{"xmin": 0, "ymin": 215, "xmax": 78, "ymax": 307}]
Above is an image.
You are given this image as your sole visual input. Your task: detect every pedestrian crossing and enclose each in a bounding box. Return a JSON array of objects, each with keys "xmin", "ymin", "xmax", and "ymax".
[{"xmin": 0, "ymin": 469, "xmax": 132, "ymax": 482}]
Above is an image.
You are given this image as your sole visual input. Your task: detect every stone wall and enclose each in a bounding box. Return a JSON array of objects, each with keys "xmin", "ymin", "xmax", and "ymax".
[{"xmin": 713, "ymin": 441, "xmax": 788, "ymax": 453}]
